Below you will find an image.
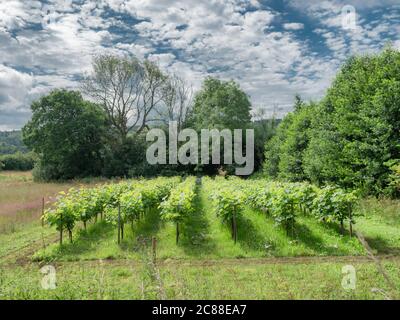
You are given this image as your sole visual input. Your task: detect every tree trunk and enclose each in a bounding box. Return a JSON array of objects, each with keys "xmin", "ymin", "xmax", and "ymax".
[
  {"xmin": 231, "ymin": 217, "xmax": 234, "ymax": 240},
  {"xmin": 349, "ymin": 206, "xmax": 353, "ymax": 237},
  {"xmin": 291, "ymin": 218, "xmax": 295, "ymax": 237},
  {"xmin": 83, "ymin": 221, "xmax": 87, "ymax": 231},
  {"xmin": 68, "ymin": 230, "xmax": 73, "ymax": 243},
  {"xmin": 117, "ymin": 204, "xmax": 121, "ymax": 244},
  {"xmin": 176, "ymin": 222, "xmax": 180, "ymax": 245},
  {"xmin": 233, "ymin": 213, "xmax": 237, "ymax": 244},
  {"xmin": 41, "ymin": 197, "xmax": 45, "ymax": 227},
  {"xmin": 121, "ymin": 223, "xmax": 124, "ymax": 240},
  {"xmin": 60, "ymin": 212, "xmax": 63, "ymax": 245},
  {"xmin": 152, "ymin": 237, "xmax": 157, "ymax": 265}
]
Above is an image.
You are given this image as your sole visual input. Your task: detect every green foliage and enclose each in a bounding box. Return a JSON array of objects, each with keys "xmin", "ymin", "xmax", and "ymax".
[
  {"xmin": 0, "ymin": 131, "xmax": 28, "ymax": 155},
  {"xmin": 187, "ymin": 77, "xmax": 252, "ymax": 175},
  {"xmin": 252, "ymin": 118, "xmax": 280, "ymax": 172},
  {"xmin": 264, "ymin": 48, "xmax": 400, "ymax": 197},
  {"xmin": 22, "ymin": 89, "xmax": 107, "ymax": 181},
  {"xmin": 278, "ymin": 103, "xmax": 315, "ymax": 181},
  {"xmin": 305, "ymin": 48, "xmax": 400, "ymax": 194},
  {"xmin": 189, "ymin": 77, "xmax": 251, "ymax": 131},
  {"xmin": 263, "ymin": 113, "xmax": 294, "ymax": 179},
  {"xmin": 43, "ymin": 177, "xmax": 180, "ymax": 243},
  {"xmin": 0, "ymin": 152, "xmax": 36, "ymax": 171},
  {"xmin": 43, "ymin": 190, "xmax": 78, "ymax": 235},
  {"xmin": 384, "ymin": 159, "xmax": 400, "ymax": 197},
  {"xmin": 160, "ymin": 177, "xmax": 197, "ymax": 223},
  {"xmin": 226, "ymin": 178, "xmax": 358, "ymax": 233},
  {"xmin": 312, "ymin": 187, "xmax": 359, "ymax": 227},
  {"xmin": 209, "ymin": 177, "xmax": 246, "ymax": 222},
  {"xmin": 263, "ymin": 98, "xmax": 316, "ymax": 181}
]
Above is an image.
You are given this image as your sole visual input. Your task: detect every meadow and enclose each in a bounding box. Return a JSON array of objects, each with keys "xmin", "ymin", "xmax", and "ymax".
[{"xmin": 1, "ymin": 172, "xmax": 400, "ymax": 300}]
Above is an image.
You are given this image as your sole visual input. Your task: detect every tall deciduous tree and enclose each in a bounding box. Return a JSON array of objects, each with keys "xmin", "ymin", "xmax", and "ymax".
[
  {"xmin": 160, "ymin": 74, "xmax": 193, "ymax": 131},
  {"xmin": 189, "ymin": 77, "xmax": 251, "ymax": 131},
  {"xmin": 304, "ymin": 48, "xmax": 400, "ymax": 193},
  {"xmin": 82, "ymin": 55, "xmax": 167, "ymax": 141},
  {"xmin": 22, "ymin": 89, "xmax": 107, "ymax": 180},
  {"xmin": 265, "ymin": 47, "xmax": 400, "ymax": 196}
]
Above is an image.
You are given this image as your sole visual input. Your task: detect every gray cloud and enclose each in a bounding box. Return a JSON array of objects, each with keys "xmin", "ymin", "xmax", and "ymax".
[{"xmin": 0, "ymin": 0, "xmax": 399, "ymax": 129}]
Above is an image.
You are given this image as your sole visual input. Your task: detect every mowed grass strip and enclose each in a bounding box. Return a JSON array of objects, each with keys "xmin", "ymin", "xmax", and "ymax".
[{"xmin": 0, "ymin": 259, "xmax": 399, "ymax": 300}]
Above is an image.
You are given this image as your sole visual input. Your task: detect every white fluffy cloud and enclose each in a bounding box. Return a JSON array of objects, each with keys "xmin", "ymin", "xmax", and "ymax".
[
  {"xmin": 283, "ymin": 23, "xmax": 304, "ymax": 30},
  {"xmin": 0, "ymin": 0, "xmax": 399, "ymax": 129}
]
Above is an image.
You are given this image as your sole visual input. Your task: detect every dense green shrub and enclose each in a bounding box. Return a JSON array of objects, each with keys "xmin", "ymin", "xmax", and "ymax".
[
  {"xmin": 23, "ymin": 90, "xmax": 107, "ymax": 180},
  {"xmin": 264, "ymin": 48, "xmax": 400, "ymax": 197},
  {"xmin": 0, "ymin": 152, "xmax": 36, "ymax": 171}
]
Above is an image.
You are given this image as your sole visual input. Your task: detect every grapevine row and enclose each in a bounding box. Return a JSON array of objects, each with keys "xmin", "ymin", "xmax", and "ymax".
[
  {"xmin": 43, "ymin": 177, "xmax": 180, "ymax": 244},
  {"xmin": 206, "ymin": 177, "xmax": 358, "ymax": 240},
  {"xmin": 159, "ymin": 176, "xmax": 198, "ymax": 244}
]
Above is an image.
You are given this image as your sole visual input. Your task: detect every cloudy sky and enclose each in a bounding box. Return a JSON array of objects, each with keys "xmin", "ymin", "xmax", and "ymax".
[{"xmin": 0, "ymin": 0, "xmax": 399, "ymax": 130}]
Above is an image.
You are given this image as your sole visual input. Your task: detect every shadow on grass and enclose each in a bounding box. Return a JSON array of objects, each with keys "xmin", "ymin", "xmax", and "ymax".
[
  {"xmin": 180, "ymin": 192, "xmax": 217, "ymax": 257},
  {"xmin": 286, "ymin": 222, "xmax": 328, "ymax": 254},
  {"xmin": 120, "ymin": 208, "xmax": 164, "ymax": 251},
  {"xmin": 364, "ymin": 236, "xmax": 400, "ymax": 255},
  {"xmin": 289, "ymin": 219, "xmax": 358, "ymax": 255},
  {"xmin": 57, "ymin": 220, "xmax": 115, "ymax": 256},
  {"xmin": 235, "ymin": 214, "xmax": 268, "ymax": 251},
  {"xmin": 322, "ymin": 220, "xmax": 352, "ymax": 236}
]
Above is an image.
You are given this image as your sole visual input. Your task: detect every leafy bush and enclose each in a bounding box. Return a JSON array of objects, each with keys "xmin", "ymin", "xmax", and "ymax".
[
  {"xmin": 384, "ymin": 160, "xmax": 400, "ymax": 197},
  {"xmin": 0, "ymin": 152, "xmax": 36, "ymax": 171},
  {"xmin": 264, "ymin": 48, "xmax": 400, "ymax": 197}
]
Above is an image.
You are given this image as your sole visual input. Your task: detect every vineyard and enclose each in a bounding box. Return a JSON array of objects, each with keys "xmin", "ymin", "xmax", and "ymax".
[
  {"xmin": 2, "ymin": 172, "xmax": 400, "ymax": 299},
  {"xmin": 39, "ymin": 175, "xmax": 362, "ymax": 259}
]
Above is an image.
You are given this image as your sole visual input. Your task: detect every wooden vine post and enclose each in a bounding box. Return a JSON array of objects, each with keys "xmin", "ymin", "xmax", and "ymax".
[
  {"xmin": 176, "ymin": 222, "xmax": 180, "ymax": 245},
  {"xmin": 41, "ymin": 197, "xmax": 45, "ymax": 227},
  {"xmin": 117, "ymin": 203, "xmax": 121, "ymax": 244},
  {"xmin": 59, "ymin": 211, "xmax": 63, "ymax": 246},
  {"xmin": 349, "ymin": 205, "xmax": 353, "ymax": 237},
  {"xmin": 231, "ymin": 210, "xmax": 237, "ymax": 244},
  {"xmin": 152, "ymin": 236, "xmax": 157, "ymax": 264}
]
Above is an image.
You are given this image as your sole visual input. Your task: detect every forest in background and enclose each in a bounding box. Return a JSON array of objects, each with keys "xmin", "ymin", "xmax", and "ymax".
[{"xmin": 1, "ymin": 48, "xmax": 400, "ymax": 198}]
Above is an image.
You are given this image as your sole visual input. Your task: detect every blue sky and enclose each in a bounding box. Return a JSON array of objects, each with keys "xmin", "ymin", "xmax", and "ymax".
[{"xmin": 0, "ymin": 0, "xmax": 399, "ymax": 130}]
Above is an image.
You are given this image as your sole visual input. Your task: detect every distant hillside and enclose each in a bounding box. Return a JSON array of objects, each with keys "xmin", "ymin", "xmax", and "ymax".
[{"xmin": 0, "ymin": 131, "xmax": 28, "ymax": 154}]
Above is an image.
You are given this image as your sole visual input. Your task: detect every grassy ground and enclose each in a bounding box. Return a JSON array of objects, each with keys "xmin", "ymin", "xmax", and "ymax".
[
  {"xmin": 0, "ymin": 221, "xmax": 55, "ymax": 259},
  {"xmin": 1, "ymin": 258, "xmax": 399, "ymax": 299},
  {"xmin": 1, "ymin": 172, "xmax": 400, "ymax": 300},
  {"xmin": 0, "ymin": 171, "xmax": 107, "ymax": 234}
]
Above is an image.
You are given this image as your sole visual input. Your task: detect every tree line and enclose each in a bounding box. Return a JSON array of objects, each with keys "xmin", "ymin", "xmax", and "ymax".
[
  {"xmin": 0, "ymin": 131, "xmax": 35, "ymax": 171},
  {"xmin": 19, "ymin": 47, "xmax": 400, "ymax": 197},
  {"xmin": 264, "ymin": 47, "xmax": 400, "ymax": 197},
  {"xmin": 22, "ymin": 55, "xmax": 267, "ymax": 180}
]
